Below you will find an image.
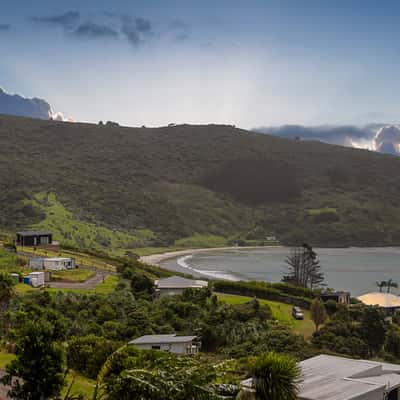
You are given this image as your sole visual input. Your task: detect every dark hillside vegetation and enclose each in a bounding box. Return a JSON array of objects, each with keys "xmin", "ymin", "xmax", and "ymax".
[{"xmin": 1, "ymin": 114, "xmax": 400, "ymax": 248}]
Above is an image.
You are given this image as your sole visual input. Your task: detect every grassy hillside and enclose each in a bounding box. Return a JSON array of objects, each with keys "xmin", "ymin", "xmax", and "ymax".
[{"xmin": 1, "ymin": 114, "xmax": 400, "ymax": 249}]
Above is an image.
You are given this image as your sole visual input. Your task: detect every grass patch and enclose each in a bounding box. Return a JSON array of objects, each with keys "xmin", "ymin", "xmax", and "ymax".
[
  {"xmin": 307, "ymin": 207, "xmax": 337, "ymax": 216},
  {"xmin": 64, "ymin": 372, "xmax": 95, "ymax": 399},
  {"xmin": 0, "ymin": 352, "xmax": 15, "ymax": 368},
  {"xmin": 93, "ymin": 275, "xmax": 119, "ymax": 294},
  {"xmin": 175, "ymin": 234, "xmax": 228, "ymax": 248},
  {"xmin": 18, "ymin": 246, "xmax": 117, "ymax": 273},
  {"xmin": 216, "ymin": 293, "xmax": 315, "ymax": 339},
  {"xmin": 51, "ymin": 269, "xmax": 95, "ymax": 282},
  {"xmin": 25, "ymin": 193, "xmax": 157, "ymax": 256}
]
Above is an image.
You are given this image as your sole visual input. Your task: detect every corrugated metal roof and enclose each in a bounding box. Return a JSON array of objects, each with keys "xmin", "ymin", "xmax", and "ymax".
[
  {"xmin": 357, "ymin": 292, "xmax": 400, "ymax": 308},
  {"xmin": 16, "ymin": 231, "xmax": 52, "ymax": 236},
  {"xmin": 129, "ymin": 334, "xmax": 198, "ymax": 345},
  {"xmin": 156, "ymin": 276, "xmax": 208, "ymax": 289},
  {"xmin": 241, "ymin": 355, "xmax": 400, "ymax": 400}
]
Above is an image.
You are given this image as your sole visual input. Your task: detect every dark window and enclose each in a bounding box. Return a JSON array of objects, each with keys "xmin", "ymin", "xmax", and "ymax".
[
  {"xmin": 388, "ymin": 388, "xmax": 398, "ymax": 400},
  {"xmin": 151, "ymin": 345, "xmax": 161, "ymax": 350}
]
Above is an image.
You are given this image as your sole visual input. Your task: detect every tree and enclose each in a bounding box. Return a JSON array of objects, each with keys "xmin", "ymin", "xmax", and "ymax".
[
  {"xmin": 310, "ymin": 298, "xmax": 327, "ymax": 332},
  {"xmin": 385, "ymin": 327, "xmax": 400, "ymax": 358},
  {"xmin": 282, "ymin": 244, "xmax": 324, "ymax": 289},
  {"xmin": 376, "ymin": 281, "xmax": 387, "ymax": 292},
  {"xmin": 0, "ymin": 272, "xmax": 15, "ymax": 312},
  {"xmin": 359, "ymin": 306, "xmax": 386, "ymax": 355},
  {"xmin": 1, "ymin": 319, "xmax": 66, "ymax": 400},
  {"xmin": 253, "ymin": 352, "xmax": 301, "ymax": 400}
]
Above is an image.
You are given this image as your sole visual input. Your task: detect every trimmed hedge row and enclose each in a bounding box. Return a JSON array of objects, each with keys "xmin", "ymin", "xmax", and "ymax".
[{"xmin": 213, "ymin": 280, "xmax": 313, "ymax": 309}]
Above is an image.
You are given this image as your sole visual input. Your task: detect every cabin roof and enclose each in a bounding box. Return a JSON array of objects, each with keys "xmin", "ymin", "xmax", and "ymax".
[
  {"xmin": 129, "ymin": 334, "xmax": 198, "ymax": 345},
  {"xmin": 16, "ymin": 231, "xmax": 52, "ymax": 237},
  {"xmin": 155, "ymin": 276, "xmax": 208, "ymax": 289}
]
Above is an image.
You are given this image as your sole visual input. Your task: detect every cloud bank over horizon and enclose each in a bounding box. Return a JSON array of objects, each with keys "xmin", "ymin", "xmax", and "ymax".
[
  {"xmin": 0, "ymin": 88, "xmax": 68, "ymax": 121},
  {"xmin": 255, "ymin": 124, "xmax": 400, "ymax": 155}
]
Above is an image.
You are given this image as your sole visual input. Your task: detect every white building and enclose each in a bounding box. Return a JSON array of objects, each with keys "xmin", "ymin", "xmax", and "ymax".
[
  {"xmin": 241, "ymin": 354, "xmax": 400, "ymax": 400},
  {"xmin": 29, "ymin": 257, "xmax": 76, "ymax": 271},
  {"xmin": 129, "ymin": 334, "xmax": 200, "ymax": 355},
  {"xmin": 358, "ymin": 292, "xmax": 400, "ymax": 314},
  {"xmin": 155, "ymin": 276, "xmax": 208, "ymax": 297},
  {"xmin": 28, "ymin": 271, "xmax": 45, "ymax": 288}
]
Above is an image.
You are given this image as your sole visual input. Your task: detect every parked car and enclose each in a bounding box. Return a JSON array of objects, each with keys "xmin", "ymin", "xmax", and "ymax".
[{"xmin": 292, "ymin": 306, "xmax": 304, "ymax": 320}]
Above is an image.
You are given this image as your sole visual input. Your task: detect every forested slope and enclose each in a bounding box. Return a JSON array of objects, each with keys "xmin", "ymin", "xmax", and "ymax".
[{"xmin": 1, "ymin": 114, "xmax": 400, "ymax": 249}]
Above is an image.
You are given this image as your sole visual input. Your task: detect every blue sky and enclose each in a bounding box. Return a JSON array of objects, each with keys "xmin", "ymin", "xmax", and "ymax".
[{"xmin": 1, "ymin": 0, "xmax": 400, "ymax": 128}]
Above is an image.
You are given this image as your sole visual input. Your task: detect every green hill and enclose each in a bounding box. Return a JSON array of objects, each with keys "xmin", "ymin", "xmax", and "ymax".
[{"xmin": 1, "ymin": 114, "xmax": 400, "ymax": 252}]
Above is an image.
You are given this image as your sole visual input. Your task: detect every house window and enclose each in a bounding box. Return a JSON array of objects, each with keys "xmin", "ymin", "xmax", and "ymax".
[
  {"xmin": 40, "ymin": 236, "xmax": 49, "ymax": 245},
  {"xmin": 151, "ymin": 345, "xmax": 161, "ymax": 350}
]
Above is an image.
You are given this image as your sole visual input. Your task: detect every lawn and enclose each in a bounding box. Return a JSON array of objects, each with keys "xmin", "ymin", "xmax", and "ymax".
[
  {"xmin": 18, "ymin": 246, "xmax": 117, "ymax": 273},
  {"xmin": 51, "ymin": 269, "xmax": 95, "ymax": 282},
  {"xmin": 0, "ymin": 352, "xmax": 15, "ymax": 368},
  {"xmin": 216, "ymin": 293, "xmax": 315, "ymax": 339},
  {"xmin": 15, "ymin": 275, "xmax": 119, "ymax": 296},
  {"xmin": 63, "ymin": 372, "xmax": 96, "ymax": 399}
]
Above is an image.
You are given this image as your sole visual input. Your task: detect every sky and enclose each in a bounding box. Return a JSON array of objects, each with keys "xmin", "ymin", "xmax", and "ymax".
[{"xmin": 1, "ymin": 0, "xmax": 400, "ymax": 129}]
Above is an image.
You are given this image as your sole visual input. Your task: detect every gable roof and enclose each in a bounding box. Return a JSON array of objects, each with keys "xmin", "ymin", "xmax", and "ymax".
[
  {"xmin": 242, "ymin": 354, "xmax": 400, "ymax": 400},
  {"xmin": 129, "ymin": 334, "xmax": 198, "ymax": 345},
  {"xmin": 156, "ymin": 276, "xmax": 208, "ymax": 289},
  {"xmin": 16, "ymin": 231, "xmax": 52, "ymax": 236}
]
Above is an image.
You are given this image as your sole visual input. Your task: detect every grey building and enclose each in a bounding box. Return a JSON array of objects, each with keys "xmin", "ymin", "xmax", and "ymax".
[
  {"xmin": 155, "ymin": 276, "xmax": 208, "ymax": 297},
  {"xmin": 129, "ymin": 334, "xmax": 200, "ymax": 355},
  {"xmin": 241, "ymin": 354, "xmax": 400, "ymax": 400}
]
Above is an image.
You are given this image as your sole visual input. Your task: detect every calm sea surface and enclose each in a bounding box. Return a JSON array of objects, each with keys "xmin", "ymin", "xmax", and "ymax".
[{"xmin": 159, "ymin": 247, "xmax": 400, "ymax": 296}]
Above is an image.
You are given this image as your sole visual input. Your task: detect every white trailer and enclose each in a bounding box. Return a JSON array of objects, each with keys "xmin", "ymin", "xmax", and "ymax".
[
  {"xmin": 28, "ymin": 272, "xmax": 45, "ymax": 288},
  {"xmin": 43, "ymin": 258, "xmax": 76, "ymax": 270}
]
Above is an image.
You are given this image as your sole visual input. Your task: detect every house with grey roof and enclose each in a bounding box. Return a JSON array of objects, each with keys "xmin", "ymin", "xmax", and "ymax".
[
  {"xmin": 129, "ymin": 334, "xmax": 200, "ymax": 355},
  {"xmin": 241, "ymin": 354, "xmax": 400, "ymax": 400},
  {"xmin": 155, "ymin": 276, "xmax": 208, "ymax": 297}
]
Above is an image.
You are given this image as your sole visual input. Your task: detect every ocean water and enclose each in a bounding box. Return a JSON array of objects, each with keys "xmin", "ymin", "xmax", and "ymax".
[{"xmin": 159, "ymin": 247, "xmax": 400, "ymax": 296}]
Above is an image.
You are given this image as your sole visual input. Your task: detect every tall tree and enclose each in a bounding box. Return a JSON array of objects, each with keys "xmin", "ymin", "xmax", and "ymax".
[
  {"xmin": 1, "ymin": 319, "xmax": 66, "ymax": 400},
  {"xmin": 282, "ymin": 244, "xmax": 324, "ymax": 289},
  {"xmin": 253, "ymin": 352, "xmax": 301, "ymax": 400},
  {"xmin": 359, "ymin": 306, "xmax": 386, "ymax": 356},
  {"xmin": 0, "ymin": 272, "xmax": 15, "ymax": 312},
  {"xmin": 310, "ymin": 298, "xmax": 328, "ymax": 332}
]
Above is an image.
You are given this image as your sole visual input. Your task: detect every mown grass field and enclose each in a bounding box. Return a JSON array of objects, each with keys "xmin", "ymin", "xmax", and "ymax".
[
  {"xmin": 51, "ymin": 269, "xmax": 95, "ymax": 282},
  {"xmin": 15, "ymin": 275, "xmax": 119, "ymax": 295},
  {"xmin": 216, "ymin": 293, "xmax": 315, "ymax": 339},
  {"xmin": 17, "ymin": 245, "xmax": 117, "ymax": 272}
]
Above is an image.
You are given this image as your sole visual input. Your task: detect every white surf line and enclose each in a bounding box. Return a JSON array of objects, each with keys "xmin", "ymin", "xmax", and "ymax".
[{"xmin": 177, "ymin": 254, "xmax": 240, "ymax": 281}]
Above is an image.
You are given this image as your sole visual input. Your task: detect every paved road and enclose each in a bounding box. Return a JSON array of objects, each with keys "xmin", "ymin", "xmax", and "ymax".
[{"xmin": 49, "ymin": 270, "xmax": 109, "ymax": 289}]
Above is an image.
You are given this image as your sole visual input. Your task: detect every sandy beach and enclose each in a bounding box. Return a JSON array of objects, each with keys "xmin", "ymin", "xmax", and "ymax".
[{"xmin": 140, "ymin": 245, "xmax": 284, "ymax": 267}]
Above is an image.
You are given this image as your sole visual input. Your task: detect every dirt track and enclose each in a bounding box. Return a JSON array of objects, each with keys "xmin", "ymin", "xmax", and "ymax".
[{"xmin": 49, "ymin": 270, "xmax": 109, "ymax": 289}]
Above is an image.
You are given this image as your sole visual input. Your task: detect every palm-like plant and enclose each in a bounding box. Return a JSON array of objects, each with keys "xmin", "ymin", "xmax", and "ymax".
[
  {"xmin": 253, "ymin": 352, "xmax": 301, "ymax": 400},
  {"xmin": 376, "ymin": 281, "xmax": 387, "ymax": 292},
  {"xmin": 387, "ymin": 279, "xmax": 398, "ymax": 293}
]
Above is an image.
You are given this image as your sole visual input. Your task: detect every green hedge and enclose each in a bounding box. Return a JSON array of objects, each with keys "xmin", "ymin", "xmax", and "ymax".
[{"xmin": 212, "ymin": 280, "xmax": 312, "ymax": 309}]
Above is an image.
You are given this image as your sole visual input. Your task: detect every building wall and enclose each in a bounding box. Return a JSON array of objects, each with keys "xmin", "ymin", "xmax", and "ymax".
[
  {"xmin": 159, "ymin": 288, "xmax": 184, "ymax": 297},
  {"xmin": 17, "ymin": 234, "xmax": 52, "ymax": 246},
  {"xmin": 133, "ymin": 342, "xmax": 192, "ymax": 354},
  {"xmin": 43, "ymin": 259, "xmax": 75, "ymax": 270}
]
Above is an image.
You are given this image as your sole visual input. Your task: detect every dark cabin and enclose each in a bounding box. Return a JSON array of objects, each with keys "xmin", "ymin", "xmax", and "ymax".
[
  {"xmin": 320, "ymin": 291, "xmax": 351, "ymax": 304},
  {"xmin": 16, "ymin": 231, "xmax": 53, "ymax": 247}
]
